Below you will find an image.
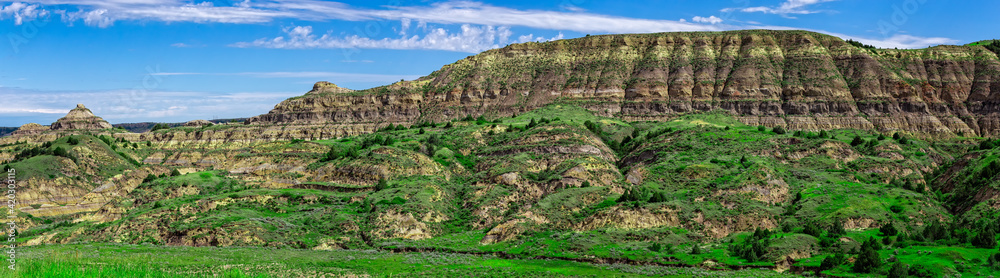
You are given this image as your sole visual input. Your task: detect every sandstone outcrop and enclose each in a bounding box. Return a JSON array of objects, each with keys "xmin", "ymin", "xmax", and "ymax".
[
  {"xmin": 10, "ymin": 123, "xmax": 49, "ymax": 136},
  {"xmin": 183, "ymin": 119, "xmax": 214, "ymax": 127},
  {"xmin": 50, "ymin": 104, "xmax": 112, "ymax": 131}
]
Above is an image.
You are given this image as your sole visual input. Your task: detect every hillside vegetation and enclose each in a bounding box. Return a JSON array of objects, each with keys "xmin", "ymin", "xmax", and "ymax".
[{"xmin": 6, "ymin": 103, "xmax": 999, "ymax": 277}]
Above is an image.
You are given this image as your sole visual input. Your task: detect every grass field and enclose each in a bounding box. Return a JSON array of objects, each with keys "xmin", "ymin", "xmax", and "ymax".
[{"xmin": 3, "ymin": 243, "xmax": 801, "ymax": 278}]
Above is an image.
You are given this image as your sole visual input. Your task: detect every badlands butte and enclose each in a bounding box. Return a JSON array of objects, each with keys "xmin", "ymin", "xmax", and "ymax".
[{"xmin": 3, "ymin": 30, "xmax": 1000, "ymax": 276}]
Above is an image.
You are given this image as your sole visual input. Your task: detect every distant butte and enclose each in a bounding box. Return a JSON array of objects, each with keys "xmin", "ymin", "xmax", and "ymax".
[{"xmin": 49, "ymin": 104, "xmax": 113, "ymax": 131}]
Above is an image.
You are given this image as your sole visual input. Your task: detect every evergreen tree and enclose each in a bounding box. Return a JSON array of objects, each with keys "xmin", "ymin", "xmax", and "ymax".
[
  {"xmin": 819, "ymin": 130, "xmax": 829, "ymax": 138},
  {"xmin": 851, "ymin": 135, "xmax": 864, "ymax": 146},
  {"xmin": 170, "ymin": 169, "xmax": 181, "ymax": 176},
  {"xmin": 728, "ymin": 228, "xmax": 772, "ymax": 262},
  {"xmin": 375, "ymin": 178, "xmax": 388, "ymax": 191},
  {"xmin": 879, "ymin": 223, "xmax": 898, "ymax": 237},
  {"xmin": 690, "ymin": 244, "xmax": 701, "ymax": 255},
  {"xmin": 971, "ymin": 228, "xmax": 997, "ymax": 249},
  {"xmin": 852, "ymin": 237, "xmax": 882, "ymax": 273},
  {"xmin": 887, "ymin": 262, "xmax": 908, "ymax": 278},
  {"xmin": 829, "ymin": 220, "xmax": 846, "ymax": 237},
  {"xmin": 988, "ymin": 252, "xmax": 1000, "ymax": 270}
]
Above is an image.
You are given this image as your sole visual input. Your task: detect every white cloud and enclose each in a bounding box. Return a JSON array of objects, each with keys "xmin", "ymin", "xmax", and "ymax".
[
  {"xmin": 0, "ymin": 87, "xmax": 301, "ymax": 124},
  {"xmin": 47, "ymin": 0, "xmax": 296, "ymax": 27},
  {"xmin": 723, "ymin": 0, "xmax": 838, "ymax": 18},
  {"xmin": 840, "ymin": 33, "xmax": 956, "ymax": 49},
  {"xmin": 9, "ymin": 0, "xmax": 718, "ymax": 33},
  {"xmin": 0, "ymin": 2, "xmax": 49, "ymax": 25},
  {"xmin": 399, "ymin": 17, "xmax": 411, "ymax": 35},
  {"xmin": 691, "ymin": 16, "xmax": 722, "ymax": 24},
  {"xmin": 516, "ymin": 32, "xmax": 564, "ymax": 43},
  {"xmin": 231, "ymin": 24, "xmax": 525, "ymax": 53},
  {"xmin": 1, "ymin": 0, "xmax": 959, "ymax": 52},
  {"xmin": 362, "ymin": 1, "xmax": 719, "ymax": 34},
  {"xmin": 755, "ymin": 25, "xmax": 958, "ymax": 49},
  {"xmin": 148, "ymin": 71, "xmax": 421, "ymax": 83},
  {"xmin": 0, "ymin": 107, "xmax": 65, "ymax": 114},
  {"xmin": 558, "ymin": 4, "xmax": 586, "ymax": 12}
]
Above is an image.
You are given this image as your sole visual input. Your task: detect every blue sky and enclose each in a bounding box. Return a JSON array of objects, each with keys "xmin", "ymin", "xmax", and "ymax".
[{"xmin": 0, "ymin": 0, "xmax": 996, "ymax": 126}]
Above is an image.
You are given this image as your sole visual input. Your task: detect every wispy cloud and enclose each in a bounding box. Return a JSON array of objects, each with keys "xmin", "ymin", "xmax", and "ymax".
[
  {"xmin": 12, "ymin": 0, "xmax": 718, "ymax": 33},
  {"xmin": 0, "ymin": 86, "xmax": 299, "ymax": 125},
  {"xmin": 722, "ymin": 0, "xmax": 838, "ymax": 18},
  {"xmin": 837, "ymin": 33, "xmax": 956, "ymax": 49},
  {"xmin": 0, "ymin": 0, "xmax": 960, "ymax": 52},
  {"xmin": 57, "ymin": 1, "xmax": 295, "ymax": 27},
  {"xmin": 230, "ymin": 24, "xmax": 551, "ymax": 53},
  {"xmin": 149, "ymin": 71, "xmax": 422, "ymax": 83},
  {"xmin": 753, "ymin": 24, "xmax": 958, "ymax": 49},
  {"xmin": 360, "ymin": 1, "xmax": 719, "ymax": 34}
]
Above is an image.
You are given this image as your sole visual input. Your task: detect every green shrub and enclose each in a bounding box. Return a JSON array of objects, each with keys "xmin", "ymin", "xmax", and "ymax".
[
  {"xmin": 820, "ymin": 253, "xmax": 846, "ymax": 271},
  {"xmin": 728, "ymin": 228, "xmax": 771, "ymax": 262},
  {"xmin": 879, "ymin": 223, "xmax": 898, "ymax": 236},
  {"xmin": 771, "ymin": 126, "xmax": 786, "ymax": 135},
  {"xmin": 804, "ymin": 224, "xmax": 823, "ymax": 237},
  {"xmin": 648, "ymin": 242, "xmax": 661, "ymax": 252}
]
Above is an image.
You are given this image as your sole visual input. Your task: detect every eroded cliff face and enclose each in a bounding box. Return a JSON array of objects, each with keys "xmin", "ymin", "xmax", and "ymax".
[{"xmin": 249, "ymin": 30, "xmax": 1000, "ymax": 138}]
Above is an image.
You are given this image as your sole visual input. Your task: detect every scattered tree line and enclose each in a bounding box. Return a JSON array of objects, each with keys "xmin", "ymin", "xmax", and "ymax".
[{"xmin": 846, "ymin": 39, "xmax": 878, "ymax": 50}]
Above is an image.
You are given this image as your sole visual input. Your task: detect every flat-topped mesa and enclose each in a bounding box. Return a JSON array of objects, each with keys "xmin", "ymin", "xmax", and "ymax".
[
  {"xmin": 10, "ymin": 123, "xmax": 50, "ymax": 136},
  {"xmin": 50, "ymin": 104, "xmax": 113, "ymax": 131},
  {"xmin": 246, "ymin": 30, "xmax": 1000, "ymax": 137}
]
